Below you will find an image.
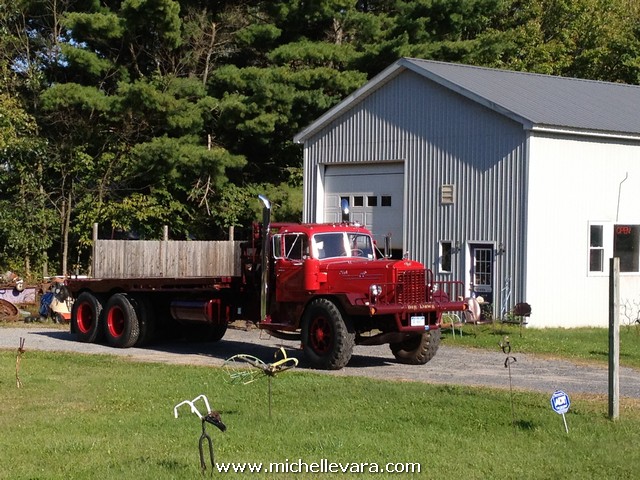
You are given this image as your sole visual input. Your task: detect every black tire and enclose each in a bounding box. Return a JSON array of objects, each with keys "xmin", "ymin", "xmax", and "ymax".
[
  {"xmin": 390, "ymin": 328, "xmax": 441, "ymax": 365},
  {"xmin": 103, "ymin": 293, "xmax": 140, "ymax": 348},
  {"xmin": 208, "ymin": 324, "xmax": 227, "ymax": 342},
  {"xmin": 301, "ymin": 298, "xmax": 354, "ymax": 370},
  {"xmin": 130, "ymin": 295, "xmax": 156, "ymax": 346},
  {"xmin": 71, "ymin": 292, "xmax": 104, "ymax": 343}
]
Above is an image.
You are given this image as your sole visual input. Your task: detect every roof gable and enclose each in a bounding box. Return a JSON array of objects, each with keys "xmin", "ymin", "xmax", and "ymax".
[{"xmin": 294, "ymin": 58, "xmax": 640, "ymax": 142}]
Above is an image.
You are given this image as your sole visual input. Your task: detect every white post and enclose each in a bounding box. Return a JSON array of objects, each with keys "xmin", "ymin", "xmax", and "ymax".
[{"xmin": 609, "ymin": 257, "xmax": 620, "ymax": 420}]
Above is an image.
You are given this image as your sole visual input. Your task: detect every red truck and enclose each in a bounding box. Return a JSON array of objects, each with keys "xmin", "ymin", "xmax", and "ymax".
[{"xmin": 67, "ymin": 196, "xmax": 468, "ymax": 370}]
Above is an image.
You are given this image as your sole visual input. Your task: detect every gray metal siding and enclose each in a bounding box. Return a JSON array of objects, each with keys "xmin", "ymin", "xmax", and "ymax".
[{"xmin": 303, "ymin": 70, "xmax": 529, "ymax": 314}]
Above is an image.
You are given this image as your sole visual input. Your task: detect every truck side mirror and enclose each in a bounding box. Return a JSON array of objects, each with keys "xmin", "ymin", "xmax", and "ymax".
[{"xmin": 271, "ymin": 234, "xmax": 283, "ymax": 259}]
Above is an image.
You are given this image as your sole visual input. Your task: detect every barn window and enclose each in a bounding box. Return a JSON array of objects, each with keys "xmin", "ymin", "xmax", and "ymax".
[
  {"xmin": 440, "ymin": 241, "xmax": 453, "ymax": 273},
  {"xmin": 614, "ymin": 225, "xmax": 640, "ymax": 272},
  {"xmin": 441, "ymin": 184, "xmax": 455, "ymax": 205},
  {"xmin": 589, "ymin": 225, "xmax": 604, "ymax": 272}
]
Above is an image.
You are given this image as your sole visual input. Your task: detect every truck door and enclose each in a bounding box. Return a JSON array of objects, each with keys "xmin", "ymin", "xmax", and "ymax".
[
  {"xmin": 469, "ymin": 244, "xmax": 494, "ymax": 305},
  {"xmin": 274, "ymin": 233, "xmax": 309, "ymax": 303}
]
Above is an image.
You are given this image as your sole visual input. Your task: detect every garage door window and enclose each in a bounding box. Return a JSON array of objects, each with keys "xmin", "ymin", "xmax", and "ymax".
[{"xmin": 381, "ymin": 195, "xmax": 392, "ymax": 207}]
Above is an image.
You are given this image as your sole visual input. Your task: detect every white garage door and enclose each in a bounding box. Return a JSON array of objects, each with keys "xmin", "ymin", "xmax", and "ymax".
[{"xmin": 324, "ymin": 163, "xmax": 404, "ymax": 247}]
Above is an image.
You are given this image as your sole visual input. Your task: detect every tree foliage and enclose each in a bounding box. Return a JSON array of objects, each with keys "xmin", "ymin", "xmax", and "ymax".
[{"xmin": 1, "ymin": 0, "xmax": 639, "ymax": 276}]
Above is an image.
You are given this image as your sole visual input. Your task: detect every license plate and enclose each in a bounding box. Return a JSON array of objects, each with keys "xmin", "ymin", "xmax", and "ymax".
[{"xmin": 410, "ymin": 315, "xmax": 425, "ymax": 327}]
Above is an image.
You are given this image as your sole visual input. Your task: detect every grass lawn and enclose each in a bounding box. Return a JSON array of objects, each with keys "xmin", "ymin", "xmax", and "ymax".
[
  {"xmin": 440, "ymin": 322, "xmax": 640, "ymax": 369},
  {"xmin": 1, "ymin": 350, "xmax": 639, "ymax": 479}
]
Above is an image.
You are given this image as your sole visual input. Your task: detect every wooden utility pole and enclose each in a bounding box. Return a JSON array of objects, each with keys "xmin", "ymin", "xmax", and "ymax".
[{"xmin": 609, "ymin": 258, "xmax": 620, "ymax": 420}]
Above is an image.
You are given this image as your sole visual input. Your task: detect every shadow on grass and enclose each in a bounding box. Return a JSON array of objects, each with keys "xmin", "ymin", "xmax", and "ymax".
[
  {"xmin": 514, "ymin": 419, "xmax": 537, "ymax": 431},
  {"xmin": 589, "ymin": 350, "xmax": 607, "ymax": 358}
]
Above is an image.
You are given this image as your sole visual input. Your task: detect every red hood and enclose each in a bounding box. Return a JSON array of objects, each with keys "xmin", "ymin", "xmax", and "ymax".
[{"xmin": 319, "ymin": 258, "xmax": 425, "ymax": 295}]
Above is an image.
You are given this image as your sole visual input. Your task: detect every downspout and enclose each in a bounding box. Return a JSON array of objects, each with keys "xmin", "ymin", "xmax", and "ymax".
[
  {"xmin": 258, "ymin": 195, "xmax": 271, "ymax": 321},
  {"xmin": 616, "ymin": 172, "xmax": 628, "ymax": 222}
]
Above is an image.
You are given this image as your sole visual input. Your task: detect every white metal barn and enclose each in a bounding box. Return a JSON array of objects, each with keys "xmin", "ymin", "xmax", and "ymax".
[{"xmin": 294, "ymin": 58, "xmax": 640, "ymax": 328}]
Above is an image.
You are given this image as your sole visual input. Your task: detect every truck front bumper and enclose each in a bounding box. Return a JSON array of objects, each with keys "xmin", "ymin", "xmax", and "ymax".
[{"xmin": 369, "ymin": 301, "xmax": 468, "ymax": 332}]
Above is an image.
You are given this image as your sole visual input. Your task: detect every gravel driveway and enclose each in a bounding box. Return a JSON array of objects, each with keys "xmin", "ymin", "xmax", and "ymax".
[{"xmin": 2, "ymin": 325, "xmax": 640, "ymax": 399}]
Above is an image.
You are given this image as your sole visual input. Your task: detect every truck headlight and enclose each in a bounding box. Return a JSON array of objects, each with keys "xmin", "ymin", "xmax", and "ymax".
[{"xmin": 369, "ymin": 284, "xmax": 382, "ymax": 297}]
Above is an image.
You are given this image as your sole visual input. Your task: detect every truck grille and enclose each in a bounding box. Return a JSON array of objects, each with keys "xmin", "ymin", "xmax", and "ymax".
[{"xmin": 397, "ymin": 270, "xmax": 426, "ymax": 305}]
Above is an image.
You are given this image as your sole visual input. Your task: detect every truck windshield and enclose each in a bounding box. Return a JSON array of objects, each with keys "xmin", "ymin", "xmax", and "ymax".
[{"xmin": 313, "ymin": 232, "xmax": 374, "ymax": 260}]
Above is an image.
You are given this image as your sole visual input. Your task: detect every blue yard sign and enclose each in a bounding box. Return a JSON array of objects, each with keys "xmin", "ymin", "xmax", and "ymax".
[{"xmin": 550, "ymin": 390, "xmax": 571, "ymax": 433}]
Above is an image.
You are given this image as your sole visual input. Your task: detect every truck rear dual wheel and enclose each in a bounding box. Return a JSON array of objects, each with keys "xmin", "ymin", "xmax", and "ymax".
[
  {"xmin": 104, "ymin": 293, "xmax": 140, "ymax": 348},
  {"xmin": 390, "ymin": 328, "xmax": 441, "ymax": 365},
  {"xmin": 301, "ymin": 298, "xmax": 355, "ymax": 370},
  {"xmin": 71, "ymin": 292, "xmax": 104, "ymax": 343},
  {"xmin": 129, "ymin": 295, "xmax": 156, "ymax": 346}
]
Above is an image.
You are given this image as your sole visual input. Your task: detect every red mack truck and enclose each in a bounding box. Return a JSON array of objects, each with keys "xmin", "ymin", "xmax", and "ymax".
[{"xmin": 66, "ymin": 196, "xmax": 468, "ymax": 370}]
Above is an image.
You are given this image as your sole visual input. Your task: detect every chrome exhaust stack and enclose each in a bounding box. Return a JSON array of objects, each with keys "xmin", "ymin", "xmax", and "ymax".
[{"xmin": 258, "ymin": 195, "xmax": 271, "ymax": 321}]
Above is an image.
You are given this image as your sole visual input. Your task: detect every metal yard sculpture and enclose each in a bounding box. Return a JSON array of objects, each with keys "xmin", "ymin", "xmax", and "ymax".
[
  {"xmin": 223, "ymin": 347, "xmax": 298, "ymax": 417},
  {"xmin": 173, "ymin": 394, "xmax": 226, "ymax": 472}
]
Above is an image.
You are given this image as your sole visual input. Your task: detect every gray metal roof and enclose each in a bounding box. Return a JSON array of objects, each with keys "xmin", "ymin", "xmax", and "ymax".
[{"xmin": 294, "ymin": 57, "xmax": 640, "ymax": 142}]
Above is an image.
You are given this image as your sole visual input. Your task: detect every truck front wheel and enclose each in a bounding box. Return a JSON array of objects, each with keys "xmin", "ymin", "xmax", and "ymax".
[
  {"xmin": 71, "ymin": 292, "xmax": 104, "ymax": 343},
  {"xmin": 301, "ymin": 298, "xmax": 354, "ymax": 370},
  {"xmin": 104, "ymin": 293, "xmax": 140, "ymax": 348},
  {"xmin": 390, "ymin": 329, "xmax": 441, "ymax": 365}
]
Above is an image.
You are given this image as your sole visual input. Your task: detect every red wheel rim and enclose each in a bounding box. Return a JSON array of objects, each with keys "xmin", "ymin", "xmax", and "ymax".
[
  {"xmin": 107, "ymin": 306, "xmax": 125, "ymax": 338},
  {"xmin": 309, "ymin": 316, "xmax": 332, "ymax": 354},
  {"xmin": 76, "ymin": 302, "xmax": 93, "ymax": 334}
]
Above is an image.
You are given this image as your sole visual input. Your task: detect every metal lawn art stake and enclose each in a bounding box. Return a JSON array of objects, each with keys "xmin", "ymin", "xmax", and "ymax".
[
  {"xmin": 499, "ymin": 336, "xmax": 517, "ymax": 432},
  {"xmin": 16, "ymin": 337, "xmax": 25, "ymax": 388},
  {"xmin": 223, "ymin": 347, "xmax": 298, "ymax": 417},
  {"xmin": 173, "ymin": 394, "xmax": 226, "ymax": 472}
]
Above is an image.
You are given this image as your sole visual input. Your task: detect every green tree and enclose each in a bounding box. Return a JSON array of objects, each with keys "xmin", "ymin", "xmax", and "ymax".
[
  {"xmin": 466, "ymin": 0, "xmax": 640, "ymax": 81},
  {"xmin": 0, "ymin": 94, "xmax": 53, "ymax": 277},
  {"xmin": 28, "ymin": 0, "xmax": 249, "ymax": 274}
]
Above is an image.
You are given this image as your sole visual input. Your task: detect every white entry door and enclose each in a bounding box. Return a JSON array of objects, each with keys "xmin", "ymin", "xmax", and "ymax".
[{"xmin": 469, "ymin": 243, "xmax": 494, "ymax": 305}]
